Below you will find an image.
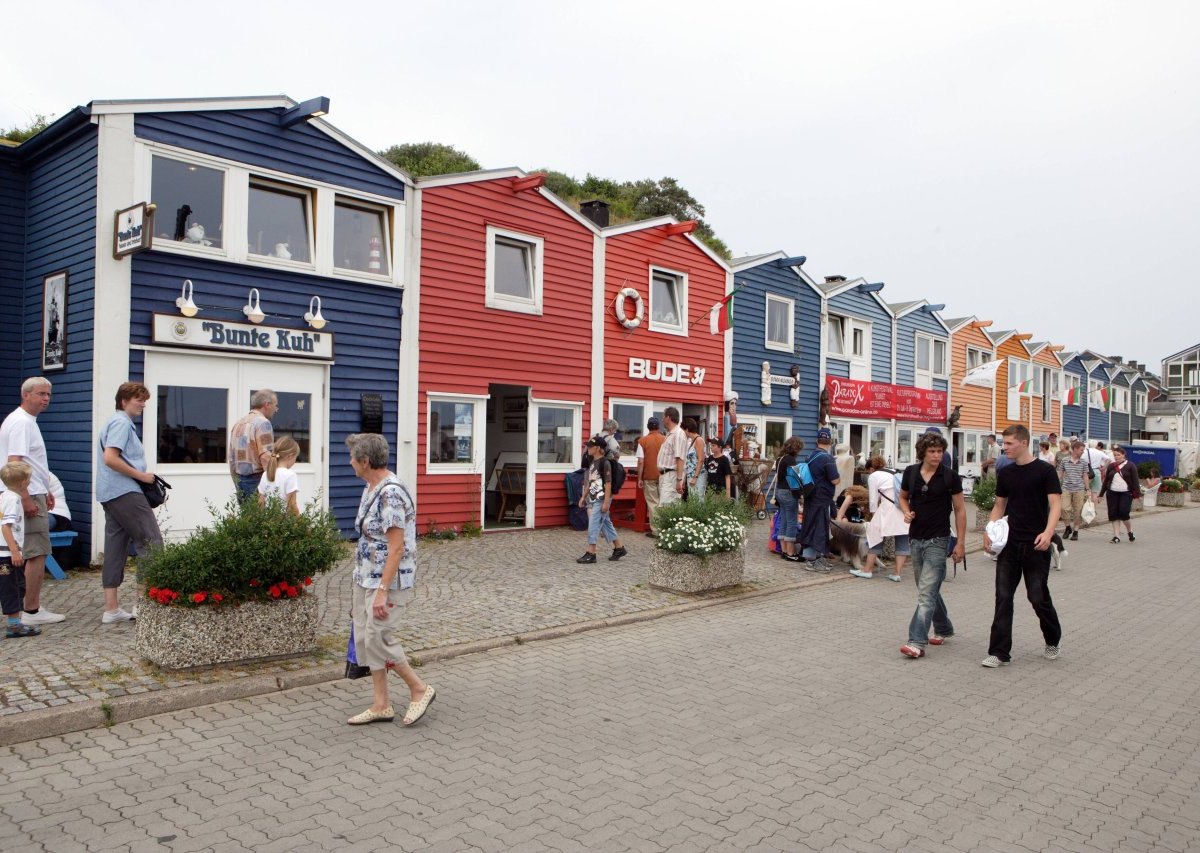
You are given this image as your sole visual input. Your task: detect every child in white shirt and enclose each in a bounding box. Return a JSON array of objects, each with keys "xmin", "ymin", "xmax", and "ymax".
[
  {"xmin": 1, "ymin": 462, "xmax": 40, "ymax": 638},
  {"xmin": 258, "ymin": 436, "xmax": 301, "ymax": 516}
]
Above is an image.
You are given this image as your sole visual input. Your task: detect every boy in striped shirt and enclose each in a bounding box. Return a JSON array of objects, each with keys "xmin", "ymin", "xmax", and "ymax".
[{"xmin": 1, "ymin": 462, "xmax": 40, "ymax": 638}]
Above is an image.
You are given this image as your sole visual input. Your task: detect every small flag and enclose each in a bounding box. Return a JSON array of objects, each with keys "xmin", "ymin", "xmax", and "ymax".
[
  {"xmin": 709, "ymin": 291, "xmax": 735, "ymax": 334},
  {"xmin": 1099, "ymin": 387, "xmax": 1111, "ymax": 410},
  {"xmin": 961, "ymin": 359, "xmax": 1002, "ymax": 388},
  {"xmin": 1063, "ymin": 386, "xmax": 1079, "ymax": 405},
  {"xmin": 1011, "ymin": 379, "xmax": 1032, "ymax": 392}
]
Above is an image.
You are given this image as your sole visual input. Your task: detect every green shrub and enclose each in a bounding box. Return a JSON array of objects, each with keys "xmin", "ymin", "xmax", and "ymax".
[
  {"xmin": 1137, "ymin": 461, "xmax": 1159, "ymax": 479},
  {"xmin": 652, "ymin": 490, "xmax": 750, "ymax": 556},
  {"xmin": 1160, "ymin": 478, "xmax": 1186, "ymax": 494},
  {"xmin": 137, "ymin": 496, "xmax": 345, "ymax": 606},
  {"xmin": 971, "ymin": 475, "xmax": 997, "ymax": 511}
]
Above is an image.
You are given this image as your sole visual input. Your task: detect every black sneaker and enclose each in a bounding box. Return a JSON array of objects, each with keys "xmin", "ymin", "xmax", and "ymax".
[
  {"xmin": 576, "ymin": 552, "xmax": 597, "ymax": 564},
  {"xmin": 609, "ymin": 547, "xmax": 628, "ymax": 561},
  {"xmin": 782, "ymin": 553, "xmax": 803, "ymax": 562},
  {"xmin": 1070, "ymin": 531, "xmax": 1078, "ymax": 541},
  {"xmin": 1128, "ymin": 532, "xmax": 1135, "ymax": 542},
  {"xmin": 1064, "ymin": 525, "xmax": 1073, "ymax": 538}
]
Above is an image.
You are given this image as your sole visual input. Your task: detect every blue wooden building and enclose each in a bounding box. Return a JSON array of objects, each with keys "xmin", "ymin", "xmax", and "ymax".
[
  {"xmin": 0, "ymin": 96, "xmax": 412, "ymax": 557},
  {"xmin": 887, "ymin": 298, "xmax": 951, "ymax": 468},
  {"xmin": 727, "ymin": 253, "xmax": 823, "ymax": 456},
  {"xmin": 1060, "ymin": 352, "xmax": 1090, "ymax": 439}
]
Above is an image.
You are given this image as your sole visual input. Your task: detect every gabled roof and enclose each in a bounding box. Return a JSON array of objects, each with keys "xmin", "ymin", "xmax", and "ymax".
[
  {"xmin": 818, "ymin": 275, "xmax": 867, "ymax": 295},
  {"xmin": 887, "ymin": 300, "xmax": 922, "ymax": 316},
  {"xmin": 942, "ymin": 316, "xmax": 974, "ymax": 331},
  {"xmin": 1162, "ymin": 342, "xmax": 1200, "ymax": 363},
  {"xmin": 730, "ymin": 251, "xmax": 781, "ymax": 269},
  {"xmin": 601, "ymin": 217, "xmax": 732, "ymax": 272},
  {"xmin": 985, "ymin": 329, "xmax": 1017, "ymax": 346},
  {"xmin": 729, "ymin": 252, "xmax": 824, "ymax": 296},
  {"xmin": 1056, "ymin": 350, "xmax": 1077, "ymax": 366},
  {"xmin": 1024, "ymin": 341, "xmax": 1050, "ymax": 356},
  {"xmin": 415, "ymin": 168, "xmax": 601, "ymax": 234}
]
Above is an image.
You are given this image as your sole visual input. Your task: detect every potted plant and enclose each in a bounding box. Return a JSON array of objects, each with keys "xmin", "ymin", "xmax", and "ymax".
[
  {"xmin": 649, "ymin": 492, "xmax": 750, "ymax": 593},
  {"xmin": 134, "ymin": 497, "xmax": 345, "ymax": 669},
  {"xmin": 970, "ymin": 474, "xmax": 997, "ymax": 531},
  {"xmin": 1157, "ymin": 478, "xmax": 1187, "ymax": 508},
  {"xmin": 1190, "ymin": 475, "xmax": 1200, "ymax": 503}
]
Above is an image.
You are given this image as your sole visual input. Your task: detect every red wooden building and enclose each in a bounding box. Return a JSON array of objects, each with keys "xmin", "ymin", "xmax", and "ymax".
[
  {"xmin": 406, "ymin": 169, "xmax": 601, "ymax": 532},
  {"xmin": 601, "ymin": 217, "xmax": 731, "ymax": 463}
]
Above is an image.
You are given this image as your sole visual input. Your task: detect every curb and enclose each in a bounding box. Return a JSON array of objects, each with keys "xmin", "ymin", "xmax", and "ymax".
[{"xmin": 0, "ymin": 537, "xmax": 991, "ymax": 747}]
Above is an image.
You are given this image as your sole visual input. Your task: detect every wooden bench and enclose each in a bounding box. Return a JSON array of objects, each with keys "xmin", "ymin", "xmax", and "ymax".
[
  {"xmin": 45, "ymin": 530, "xmax": 77, "ymax": 580},
  {"xmin": 495, "ymin": 465, "xmax": 527, "ymax": 523}
]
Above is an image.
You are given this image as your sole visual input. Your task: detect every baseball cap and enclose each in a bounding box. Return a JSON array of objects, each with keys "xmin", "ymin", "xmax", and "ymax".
[
  {"xmin": 647, "ymin": 416, "xmax": 661, "ymax": 429},
  {"xmin": 924, "ymin": 426, "xmax": 943, "ymax": 435},
  {"xmin": 816, "ymin": 427, "xmax": 833, "ymax": 442},
  {"xmin": 587, "ymin": 435, "xmax": 607, "ymax": 449}
]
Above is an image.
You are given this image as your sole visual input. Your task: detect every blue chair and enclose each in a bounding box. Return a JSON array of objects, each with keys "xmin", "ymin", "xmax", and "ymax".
[{"xmin": 45, "ymin": 530, "xmax": 77, "ymax": 580}]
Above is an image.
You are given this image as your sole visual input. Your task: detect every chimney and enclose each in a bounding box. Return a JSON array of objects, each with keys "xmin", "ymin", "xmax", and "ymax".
[
  {"xmin": 580, "ymin": 200, "xmax": 610, "ymax": 228},
  {"xmin": 824, "ymin": 275, "xmax": 847, "ymax": 284}
]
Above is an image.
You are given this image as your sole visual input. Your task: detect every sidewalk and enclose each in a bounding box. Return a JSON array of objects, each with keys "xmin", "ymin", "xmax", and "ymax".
[{"xmin": 1, "ymin": 501, "xmax": 1192, "ymax": 744}]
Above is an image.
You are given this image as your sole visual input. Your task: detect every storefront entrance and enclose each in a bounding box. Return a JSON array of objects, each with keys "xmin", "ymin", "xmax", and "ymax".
[{"xmin": 143, "ymin": 351, "xmax": 327, "ymax": 539}]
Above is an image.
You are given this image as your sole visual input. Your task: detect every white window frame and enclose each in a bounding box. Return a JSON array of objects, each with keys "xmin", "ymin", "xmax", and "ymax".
[
  {"xmin": 895, "ymin": 426, "xmax": 917, "ymax": 467},
  {"xmin": 136, "ymin": 140, "xmax": 405, "ymax": 286},
  {"xmin": 1135, "ymin": 391, "xmax": 1147, "ymax": 416},
  {"xmin": 485, "ymin": 225, "xmax": 544, "ymax": 315},
  {"xmin": 425, "ymin": 392, "xmax": 487, "ymax": 474},
  {"xmin": 1089, "ymin": 379, "xmax": 1104, "ymax": 410},
  {"xmin": 764, "ymin": 294, "xmax": 794, "ymax": 353},
  {"xmin": 1113, "ymin": 387, "xmax": 1129, "ymax": 414},
  {"xmin": 914, "ymin": 334, "xmax": 947, "ymax": 388},
  {"xmin": 933, "ymin": 338, "xmax": 948, "ymax": 377},
  {"xmin": 333, "ymin": 195, "xmax": 394, "ymax": 281},
  {"xmin": 648, "ymin": 266, "xmax": 688, "ymax": 336},
  {"xmin": 1009, "ymin": 358, "xmax": 1032, "ymax": 395},
  {"xmin": 966, "ymin": 346, "xmax": 993, "ymax": 371},
  {"xmin": 827, "ymin": 314, "xmax": 871, "ymax": 379},
  {"xmin": 826, "ymin": 315, "xmax": 847, "ymax": 356},
  {"xmin": 762, "ymin": 417, "xmax": 791, "ymax": 458},
  {"xmin": 1064, "ymin": 373, "xmax": 1082, "ymax": 404},
  {"xmin": 531, "ymin": 399, "xmax": 582, "ymax": 474},
  {"xmin": 247, "ymin": 176, "xmax": 317, "ymax": 270},
  {"xmin": 609, "ymin": 398, "xmax": 682, "ymax": 463}
]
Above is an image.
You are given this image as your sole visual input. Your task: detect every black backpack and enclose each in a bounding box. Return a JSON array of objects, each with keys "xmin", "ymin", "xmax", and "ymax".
[{"xmin": 607, "ymin": 459, "xmax": 627, "ymax": 494}]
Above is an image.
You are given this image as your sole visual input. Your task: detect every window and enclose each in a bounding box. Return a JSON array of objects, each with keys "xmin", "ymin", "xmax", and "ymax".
[
  {"xmin": 1136, "ymin": 392, "xmax": 1147, "ymax": 416},
  {"xmin": 916, "ymin": 338, "xmax": 931, "ymax": 372},
  {"xmin": 915, "ymin": 335, "xmax": 947, "ymax": 387},
  {"xmin": 1113, "ymin": 388, "xmax": 1130, "ymax": 413},
  {"xmin": 763, "ymin": 419, "xmax": 789, "ymax": 459},
  {"xmin": 334, "ymin": 198, "xmax": 390, "ymax": 275},
  {"xmin": 427, "ymin": 395, "xmax": 484, "ymax": 470},
  {"xmin": 485, "ymin": 226, "xmax": 543, "ymax": 314},
  {"xmin": 152, "ymin": 155, "xmax": 225, "ymax": 249},
  {"xmin": 1010, "ymin": 359, "xmax": 1032, "ymax": 393},
  {"xmin": 1064, "ymin": 373, "xmax": 1081, "ymax": 403},
  {"xmin": 933, "ymin": 340, "xmax": 947, "ymax": 375},
  {"xmin": 869, "ymin": 426, "xmax": 887, "ymax": 460},
  {"xmin": 611, "ymin": 401, "xmax": 647, "ymax": 457},
  {"xmin": 1089, "ymin": 379, "xmax": 1104, "ymax": 410},
  {"xmin": 536, "ymin": 406, "xmax": 578, "ymax": 467},
  {"xmin": 157, "ymin": 386, "xmax": 228, "ymax": 463},
  {"xmin": 896, "ymin": 427, "xmax": 916, "ymax": 466},
  {"xmin": 964, "ymin": 433, "xmax": 979, "ymax": 465},
  {"xmin": 826, "ymin": 316, "xmax": 846, "ymax": 355},
  {"xmin": 248, "ymin": 179, "xmax": 312, "ymax": 263},
  {"xmin": 264, "ymin": 390, "xmax": 312, "ymax": 461},
  {"xmin": 966, "ymin": 347, "xmax": 993, "ymax": 371},
  {"xmin": 764, "ymin": 295, "xmax": 793, "ymax": 352},
  {"xmin": 649, "ymin": 268, "xmax": 687, "ymax": 334},
  {"xmin": 852, "ymin": 328, "xmax": 866, "ymax": 358}
]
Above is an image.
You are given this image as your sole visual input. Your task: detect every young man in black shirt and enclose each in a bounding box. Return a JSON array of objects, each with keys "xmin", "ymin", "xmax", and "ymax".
[
  {"xmin": 897, "ymin": 432, "xmax": 967, "ymax": 659},
  {"xmin": 982, "ymin": 424, "xmax": 1063, "ymax": 667},
  {"xmin": 704, "ymin": 436, "xmax": 732, "ymax": 495}
]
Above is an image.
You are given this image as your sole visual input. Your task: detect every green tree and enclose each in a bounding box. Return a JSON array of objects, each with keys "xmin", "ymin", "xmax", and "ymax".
[
  {"xmin": 1, "ymin": 113, "xmax": 53, "ymax": 144},
  {"xmin": 378, "ymin": 142, "xmax": 480, "ymax": 177}
]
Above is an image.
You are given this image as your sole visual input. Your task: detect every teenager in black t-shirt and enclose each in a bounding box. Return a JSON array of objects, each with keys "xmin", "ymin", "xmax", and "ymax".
[
  {"xmin": 704, "ymin": 437, "xmax": 732, "ymax": 494},
  {"xmin": 982, "ymin": 424, "xmax": 1062, "ymax": 668},
  {"xmin": 896, "ymin": 432, "xmax": 967, "ymax": 659}
]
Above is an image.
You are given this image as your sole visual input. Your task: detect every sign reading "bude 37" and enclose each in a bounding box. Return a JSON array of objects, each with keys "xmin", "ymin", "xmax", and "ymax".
[{"xmin": 628, "ymin": 357, "xmax": 706, "ymax": 385}]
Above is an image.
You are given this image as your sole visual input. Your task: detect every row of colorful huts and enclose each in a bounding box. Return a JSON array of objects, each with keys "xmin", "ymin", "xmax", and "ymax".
[{"xmin": 0, "ymin": 96, "xmax": 1162, "ymax": 556}]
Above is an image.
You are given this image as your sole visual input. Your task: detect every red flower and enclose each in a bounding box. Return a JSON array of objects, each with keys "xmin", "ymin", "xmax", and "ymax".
[
  {"xmin": 249, "ymin": 579, "xmax": 260, "ymax": 587},
  {"xmin": 193, "ymin": 592, "xmax": 207, "ymax": 603},
  {"xmin": 303, "ymin": 577, "xmax": 313, "ymax": 586},
  {"xmin": 149, "ymin": 587, "xmax": 160, "ymax": 597},
  {"xmin": 269, "ymin": 585, "xmax": 282, "ymax": 599},
  {"xmin": 285, "ymin": 586, "xmax": 299, "ymax": 598},
  {"xmin": 211, "ymin": 593, "xmax": 224, "ymax": 603}
]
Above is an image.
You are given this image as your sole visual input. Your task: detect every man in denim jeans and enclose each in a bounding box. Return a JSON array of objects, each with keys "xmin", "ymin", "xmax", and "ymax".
[
  {"xmin": 896, "ymin": 432, "xmax": 966, "ymax": 659},
  {"xmin": 576, "ymin": 436, "xmax": 627, "ymax": 565}
]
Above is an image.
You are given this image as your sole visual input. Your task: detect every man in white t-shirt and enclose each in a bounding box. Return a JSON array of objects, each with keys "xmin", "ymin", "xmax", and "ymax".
[
  {"xmin": 0, "ymin": 377, "xmax": 64, "ymax": 625},
  {"xmin": 1083, "ymin": 442, "xmax": 1113, "ymax": 494}
]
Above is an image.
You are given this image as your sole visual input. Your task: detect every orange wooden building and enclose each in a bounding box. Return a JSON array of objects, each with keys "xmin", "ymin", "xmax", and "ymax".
[{"xmin": 946, "ymin": 316, "xmax": 998, "ymax": 476}]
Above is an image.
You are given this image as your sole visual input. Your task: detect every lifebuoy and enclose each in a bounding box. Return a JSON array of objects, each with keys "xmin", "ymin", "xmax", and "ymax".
[{"xmin": 615, "ymin": 287, "xmax": 644, "ymax": 329}]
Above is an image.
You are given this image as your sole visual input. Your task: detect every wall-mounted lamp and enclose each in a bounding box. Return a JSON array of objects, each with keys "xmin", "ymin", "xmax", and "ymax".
[
  {"xmin": 304, "ymin": 296, "xmax": 326, "ymax": 330},
  {"xmin": 279, "ymin": 96, "xmax": 331, "ymax": 129},
  {"xmin": 176, "ymin": 279, "xmax": 199, "ymax": 317},
  {"xmin": 243, "ymin": 288, "xmax": 266, "ymax": 324}
]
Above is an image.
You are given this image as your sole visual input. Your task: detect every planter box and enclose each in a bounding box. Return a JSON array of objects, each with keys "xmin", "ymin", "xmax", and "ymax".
[
  {"xmin": 1158, "ymin": 492, "xmax": 1186, "ymax": 508},
  {"xmin": 135, "ymin": 594, "xmax": 318, "ymax": 669},
  {"xmin": 649, "ymin": 546, "xmax": 745, "ymax": 594},
  {"xmin": 1131, "ymin": 497, "xmax": 1144, "ymax": 513},
  {"xmin": 975, "ymin": 509, "xmax": 991, "ymax": 532},
  {"xmin": 1190, "ymin": 489, "xmax": 1200, "ymax": 503}
]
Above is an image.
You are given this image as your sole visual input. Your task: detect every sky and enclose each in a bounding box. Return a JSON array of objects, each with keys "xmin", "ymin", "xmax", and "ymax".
[{"xmin": 4, "ymin": 1, "xmax": 1197, "ymax": 372}]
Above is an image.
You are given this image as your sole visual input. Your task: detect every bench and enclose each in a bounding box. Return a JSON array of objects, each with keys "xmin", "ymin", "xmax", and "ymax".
[
  {"xmin": 45, "ymin": 530, "xmax": 77, "ymax": 580},
  {"xmin": 495, "ymin": 466, "xmax": 527, "ymax": 523}
]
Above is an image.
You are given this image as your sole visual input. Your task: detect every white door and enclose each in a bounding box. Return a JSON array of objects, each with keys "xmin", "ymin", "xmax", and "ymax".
[{"xmin": 143, "ymin": 351, "xmax": 327, "ymax": 540}]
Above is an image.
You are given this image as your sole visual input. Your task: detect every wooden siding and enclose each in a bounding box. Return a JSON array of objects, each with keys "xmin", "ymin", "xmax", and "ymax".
[
  {"xmin": 17, "ymin": 128, "xmax": 99, "ymax": 546},
  {"xmin": 1061, "ymin": 358, "xmax": 1089, "ymax": 438},
  {"xmin": 895, "ymin": 308, "xmax": 946, "ymax": 387},
  {"xmin": 1030, "ymin": 347, "xmax": 1063, "ymax": 437},
  {"xmin": 603, "ymin": 229, "xmax": 726, "ymax": 406},
  {"xmin": 825, "ymin": 288, "xmax": 892, "ymax": 384},
  {"xmin": 729, "ymin": 262, "xmax": 821, "ymax": 450},
  {"xmin": 948, "ymin": 324, "xmax": 994, "ymax": 430},
  {"xmin": 0, "ymin": 157, "xmax": 25, "ymax": 394},
  {"xmin": 134, "ymin": 110, "xmax": 406, "ymax": 201},
  {"xmin": 826, "ymin": 358, "xmax": 850, "ymax": 379},
  {"xmin": 130, "ymin": 252, "xmax": 402, "ymax": 534},
  {"xmin": 1086, "ymin": 362, "xmax": 1112, "ymax": 442},
  {"xmin": 992, "ymin": 336, "xmax": 1032, "ymax": 431},
  {"xmin": 1109, "ymin": 370, "xmax": 1132, "ymax": 443},
  {"xmin": 416, "ymin": 179, "xmax": 596, "ymax": 531}
]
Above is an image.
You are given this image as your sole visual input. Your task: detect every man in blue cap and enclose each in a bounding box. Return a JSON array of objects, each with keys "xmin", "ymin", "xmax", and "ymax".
[{"xmin": 799, "ymin": 427, "xmax": 841, "ymax": 572}]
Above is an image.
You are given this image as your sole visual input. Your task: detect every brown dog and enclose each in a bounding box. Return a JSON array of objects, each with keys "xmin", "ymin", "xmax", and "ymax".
[{"xmin": 829, "ymin": 520, "xmax": 870, "ymax": 570}]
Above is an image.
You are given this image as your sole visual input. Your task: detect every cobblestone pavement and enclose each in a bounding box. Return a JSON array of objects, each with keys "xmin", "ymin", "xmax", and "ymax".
[
  {"xmin": 2, "ymin": 507, "xmax": 1197, "ymax": 851},
  {"xmin": 0, "ymin": 502, "xmax": 1180, "ymax": 723}
]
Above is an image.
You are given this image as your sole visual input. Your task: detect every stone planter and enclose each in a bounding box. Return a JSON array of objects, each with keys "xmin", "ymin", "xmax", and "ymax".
[
  {"xmin": 1131, "ymin": 497, "xmax": 1144, "ymax": 513},
  {"xmin": 649, "ymin": 546, "xmax": 745, "ymax": 594},
  {"xmin": 975, "ymin": 509, "xmax": 992, "ymax": 532},
  {"xmin": 1190, "ymin": 488, "xmax": 1200, "ymax": 503},
  {"xmin": 1158, "ymin": 491, "xmax": 1186, "ymax": 508},
  {"xmin": 135, "ymin": 594, "xmax": 318, "ymax": 669}
]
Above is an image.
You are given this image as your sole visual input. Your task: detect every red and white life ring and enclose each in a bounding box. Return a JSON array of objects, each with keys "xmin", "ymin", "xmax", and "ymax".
[{"xmin": 615, "ymin": 287, "xmax": 644, "ymax": 329}]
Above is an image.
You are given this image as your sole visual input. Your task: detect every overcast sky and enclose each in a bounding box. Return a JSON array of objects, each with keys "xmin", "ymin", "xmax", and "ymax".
[{"xmin": 4, "ymin": 1, "xmax": 1196, "ymax": 371}]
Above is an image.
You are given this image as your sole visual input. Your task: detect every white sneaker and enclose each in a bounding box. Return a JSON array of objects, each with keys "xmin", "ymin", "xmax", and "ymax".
[
  {"xmin": 1044, "ymin": 645, "xmax": 1060, "ymax": 660},
  {"xmin": 849, "ymin": 569, "xmax": 873, "ymax": 579},
  {"xmin": 101, "ymin": 608, "xmax": 136, "ymax": 624},
  {"xmin": 981, "ymin": 655, "xmax": 1010, "ymax": 668},
  {"xmin": 22, "ymin": 609, "xmax": 65, "ymax": 625}
]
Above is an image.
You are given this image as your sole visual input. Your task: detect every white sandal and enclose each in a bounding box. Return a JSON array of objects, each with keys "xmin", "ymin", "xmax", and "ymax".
[
  {"xmin": 403, "ymin": 686, "xmax": 437, "ymax": 726},
  {"xmin": 347, "ymin": 705, "xmax": 395, "ymax": 725}
]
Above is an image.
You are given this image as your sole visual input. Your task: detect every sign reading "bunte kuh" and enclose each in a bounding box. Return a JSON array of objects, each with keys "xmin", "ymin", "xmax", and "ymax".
[{"xmin": 152, "ymin": 314, "xmax": 334, "ymax": 360}]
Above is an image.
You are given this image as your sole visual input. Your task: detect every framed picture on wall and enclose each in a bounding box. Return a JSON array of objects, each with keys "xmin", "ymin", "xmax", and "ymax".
[
  {"xmin": 503, "ymin": 417, "xmax": 526, "ymax": 433},
  {"xmin": 503, "ymin": 396, "xmax": 528, "ymax": 414},
  {"xmin": 42, "ymin": 270, "xmax": 68, "ymax": 372}
]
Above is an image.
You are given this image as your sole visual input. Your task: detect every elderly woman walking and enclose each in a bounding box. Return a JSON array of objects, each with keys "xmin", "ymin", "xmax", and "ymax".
[{"xmin": 345, "ymin": 433, "xmax": 436, "ymax": 727}]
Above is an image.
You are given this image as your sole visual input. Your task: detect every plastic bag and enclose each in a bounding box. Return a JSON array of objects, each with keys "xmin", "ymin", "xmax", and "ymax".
[
  {"xmin": 1081, "ymin": 500, "xmax": 1096, "ymax": 526},
  {"xmin": 345, "ymin": 623, "xmax": 370, "ymax": 679}
]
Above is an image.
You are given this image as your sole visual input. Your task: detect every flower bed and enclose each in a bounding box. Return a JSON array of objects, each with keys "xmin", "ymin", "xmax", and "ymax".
[{"xmin": 650, "ymin": 492, "xmax": 749, "ymax": 593}]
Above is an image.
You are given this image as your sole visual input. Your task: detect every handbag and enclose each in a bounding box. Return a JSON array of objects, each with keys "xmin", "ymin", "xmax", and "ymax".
[
  {"xmin": 344, "ymin": 622, "xmax": 371, "ymax": 679},
  {"xmin": 139, "ymin": 474, "xmax": 172, "ymax": 508}
]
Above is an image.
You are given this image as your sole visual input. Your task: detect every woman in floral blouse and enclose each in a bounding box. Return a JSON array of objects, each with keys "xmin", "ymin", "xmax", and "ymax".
[{"xmin": 345, "ymin": 433, "xmax": 435, "ymax": 727}]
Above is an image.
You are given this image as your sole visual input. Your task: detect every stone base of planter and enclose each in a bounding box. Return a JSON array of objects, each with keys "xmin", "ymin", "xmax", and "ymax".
[
  {"xmin": 1132, "ymin": 498, "xmax": 1144, "ymax": 513},
  {"xmin": 975, "ymin": 509, "xmax": 991, "ymax": 532},
  {"xmin": 135, "ymin": 594, "xmax": 319, "ymax": 669},
  {"xmin": 1190, "ymin": 489, "xmax": 1200, "ymax": 503},
  {"xmin": 648, "ymin": 546, "xmax": 745, "ymax": 594},
  {"xmin": 1158, "ymin": 492, "xmax": 1186, "ymax": 508}
]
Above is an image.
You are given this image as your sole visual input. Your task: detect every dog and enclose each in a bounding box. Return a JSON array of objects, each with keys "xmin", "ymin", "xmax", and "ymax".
[
  {"xmin": 828, "ymin": 520, "xmax": 870, "ymax": 570},
  {"xmin": 1049, "ymin": 532, "xmax": 1067, "ymax": 571}
]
